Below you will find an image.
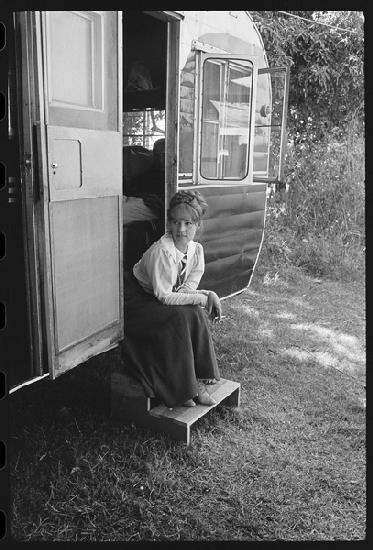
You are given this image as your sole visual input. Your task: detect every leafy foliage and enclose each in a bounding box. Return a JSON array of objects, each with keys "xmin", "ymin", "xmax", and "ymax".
[
  {"xmin": 250, "ymin": 11, "xmax": 365, "ymax": 282},
  {"xmin": 261, "ymin": 130, "xmax": 365, "ymax": 281},
  {"xmin": 251, "ymin": 11, "xmax": 364, "ymax": 141}
]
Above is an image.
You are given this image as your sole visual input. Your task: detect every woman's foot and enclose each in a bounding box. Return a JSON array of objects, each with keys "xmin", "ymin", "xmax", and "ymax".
[
  {"xmin": 197, "ymin": 383, "xmax": 216, "ymax": 406},
  {"xmin": 183, "ymin": 399, "xmax": 196, "ymax": 407},
  {"xmin": 201, "ymin": 378, "xmax": 218, "ymax": 385}
]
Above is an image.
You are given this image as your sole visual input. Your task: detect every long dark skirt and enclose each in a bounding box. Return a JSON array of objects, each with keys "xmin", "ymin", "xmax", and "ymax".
[{"xmin": 120, "ymin": 272, "xmax": 220, "ymax": 407}]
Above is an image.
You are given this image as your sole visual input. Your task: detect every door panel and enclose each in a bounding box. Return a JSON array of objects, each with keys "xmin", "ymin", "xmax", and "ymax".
[
  {"xmin": 51, "ymin": 197, "xmax": 120, "ymax": 352},
  {"xmin": 199, "ymin": 184, "xmax": 267, "ymax": 298},
  {"xmin": 50, "ymin": 138, "xmax": 82, "ymax": 191},
  {"xmin": 36, "ymin": 11, "xmax": 123, "ymax": 378},
  {"xmin": 47, "ymin": 126, "xmax": 121, "ymax": 200},
  {"xmin": 46, "ymin": 11, "xmax": 103, "ymax": 109},
  {"xmin": 44, "ymin": 11, "xmax": 118, "ymax": 131}
]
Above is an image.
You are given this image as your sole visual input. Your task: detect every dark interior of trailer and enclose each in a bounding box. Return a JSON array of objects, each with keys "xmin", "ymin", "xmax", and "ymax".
[{"xmin": 122, "ymin": 12, "xmax": 167, "ymax": 272}]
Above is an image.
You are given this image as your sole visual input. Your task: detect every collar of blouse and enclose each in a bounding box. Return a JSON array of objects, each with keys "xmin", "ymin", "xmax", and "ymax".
[{"xmin": 161, "ymin": 232, "xmax": 197, "ymax": 265}]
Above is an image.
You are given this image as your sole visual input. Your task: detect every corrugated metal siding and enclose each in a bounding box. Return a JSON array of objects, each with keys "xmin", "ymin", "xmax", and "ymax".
[{"xmin": 199, "ymin": 184, "xmax": 266, "ymax": 297}]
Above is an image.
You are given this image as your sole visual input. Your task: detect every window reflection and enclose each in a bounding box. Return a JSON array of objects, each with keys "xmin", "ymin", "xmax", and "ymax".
[
  {"xmin": 123, "ymin": 109, "xmax": 165, "ymax": 150},
  {"xmin": 253, "ymin": 69, "xmax": 287, "ymax": 180}
]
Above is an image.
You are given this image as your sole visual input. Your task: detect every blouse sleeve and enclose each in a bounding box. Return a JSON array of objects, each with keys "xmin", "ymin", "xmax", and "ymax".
[{"xmin": 148, "ymin": 246, "xmax": 208, "ymax": 307}]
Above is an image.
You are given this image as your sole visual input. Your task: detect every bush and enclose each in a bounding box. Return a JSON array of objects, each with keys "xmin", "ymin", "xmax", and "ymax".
[{"xmin": 259, "ymin": 130, "xmax": 365, "ymax": 282}]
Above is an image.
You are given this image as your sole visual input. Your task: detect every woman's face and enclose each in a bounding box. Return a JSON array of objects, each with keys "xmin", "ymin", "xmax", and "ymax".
[{"xmin": 168, "ymin": 204, "xmax": 200, "ymax": 251}]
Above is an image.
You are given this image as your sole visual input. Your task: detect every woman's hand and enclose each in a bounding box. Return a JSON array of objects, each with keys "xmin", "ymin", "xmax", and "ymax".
[{"xmin": 207, "ymin": 291, "xmax": 222, "ymax": 322}]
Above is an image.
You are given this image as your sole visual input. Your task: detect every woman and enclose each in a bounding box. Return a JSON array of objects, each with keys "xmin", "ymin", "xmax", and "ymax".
[{"xmin": 121, "ymin": 190, "xmax": 222, "ymax": 408}]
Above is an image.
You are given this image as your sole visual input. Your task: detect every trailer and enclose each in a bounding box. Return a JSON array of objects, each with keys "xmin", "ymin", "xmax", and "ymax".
[{"xmin": 1, "ymin": 10, "xmax": 289, "ymax": 405}]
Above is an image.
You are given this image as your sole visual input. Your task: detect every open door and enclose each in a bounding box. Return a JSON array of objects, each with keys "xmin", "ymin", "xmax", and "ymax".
[
  {"xmin": 33, "ymin": 11, "xmax": 123, "ymax": 378},
  {"xmin": 181, "ymin": 49, "xmax": 263, "ymax": 298}
]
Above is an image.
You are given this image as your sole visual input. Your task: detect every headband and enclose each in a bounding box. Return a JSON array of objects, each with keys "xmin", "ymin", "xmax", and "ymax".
[{"xmin": 169, "ymin": 191, "xmax": 207, "ymax": 220}]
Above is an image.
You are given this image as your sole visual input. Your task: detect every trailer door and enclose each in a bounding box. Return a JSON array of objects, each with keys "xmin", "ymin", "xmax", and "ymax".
[
  {"xmin": 35, "ymin": 11, "xmax": 123, "ymax": 378},
  {"xmin": 185, "ymin": 51, "xmax": 262, "ymax": 297}
]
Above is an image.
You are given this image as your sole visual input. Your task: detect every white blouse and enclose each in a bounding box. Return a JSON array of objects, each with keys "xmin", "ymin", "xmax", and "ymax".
[{"xmin": 133, "ymin": 232, "xmax": 209, "ymax": 306}]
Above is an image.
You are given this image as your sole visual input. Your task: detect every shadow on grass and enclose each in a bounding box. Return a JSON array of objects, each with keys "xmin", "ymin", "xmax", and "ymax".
[
  {"xmin": 9, "ymin": 272, "xmax": 366, "ymax": 542},
  {"xmin": 219, "ymin": 272, "xmax": 365, "ymax": 387}
]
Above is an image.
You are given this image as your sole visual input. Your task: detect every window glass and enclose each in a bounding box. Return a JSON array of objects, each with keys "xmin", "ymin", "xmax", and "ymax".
[
  {"xmin": 200, "ymin": 58, "xmax": 253, "ymax": 181},
  {"xmin": 123, "ymin": 109, "xmax": 165, "ymax": 150},
  {"xmin": 253, "ymin": 72, "xmax": 271, "ymax": 175},
  {"xmin": 268, "ymin": 72, "xmax": 286, "ymax": 179},
  {"xmin": 253, "ymin": 69, "xmax": 288, "ymax": 180},
  {"xmin": 200, "ymin": 61, "xmax": 221, "ymax": 178},
  {"xmin": 178, "ymin": 51, "xmax": 196, "ymax": 182}
]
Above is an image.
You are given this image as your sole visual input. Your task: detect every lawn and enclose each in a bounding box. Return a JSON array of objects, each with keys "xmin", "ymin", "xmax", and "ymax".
[{"xmin": 9, "ymin": 268, "xmax": 366, "ymax": 541}]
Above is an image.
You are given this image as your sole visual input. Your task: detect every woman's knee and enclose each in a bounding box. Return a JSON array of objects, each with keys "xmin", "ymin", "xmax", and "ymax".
[{"xmin": 168, "ymin": 304, "xmax": 200, "ymax": 324}]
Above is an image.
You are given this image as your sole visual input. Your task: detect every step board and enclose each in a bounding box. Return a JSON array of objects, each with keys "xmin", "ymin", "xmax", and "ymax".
[
  {"xmin": 148, "ymin": 378, "xmax": 240, "ymax": 445},
  {"xmin": 111, "ymin": 375, "xmax": 240, "ymax": 446}
]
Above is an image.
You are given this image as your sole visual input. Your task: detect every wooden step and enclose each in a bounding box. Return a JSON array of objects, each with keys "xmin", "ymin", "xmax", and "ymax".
[
  {"xmin": 111, "ymin": 374, "xmax": 240, "ymax": 446},
  {"xmin": 148, "ymin": 379, "xmax": 240, "ymax": 445}
]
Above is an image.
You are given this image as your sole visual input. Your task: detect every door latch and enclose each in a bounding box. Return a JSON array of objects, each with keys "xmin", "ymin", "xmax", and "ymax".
[{"xmin": 24, "ymin": 154, "xmax": 32, "ymax": 170}]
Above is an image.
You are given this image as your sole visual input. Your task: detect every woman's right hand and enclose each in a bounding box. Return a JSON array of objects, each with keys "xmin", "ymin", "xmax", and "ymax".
[{"xmin": 207, "ymin": 291, "xmax": 222, "ymax": 322}]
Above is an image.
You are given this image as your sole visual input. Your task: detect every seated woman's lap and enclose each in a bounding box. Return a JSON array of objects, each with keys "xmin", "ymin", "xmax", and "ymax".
[{"xmin": 124, "ymin": 272, "xmax": 206, "ymax": 335}]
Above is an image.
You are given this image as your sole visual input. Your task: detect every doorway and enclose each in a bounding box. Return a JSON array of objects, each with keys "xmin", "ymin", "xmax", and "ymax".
[{"xmin": 121, "ymin": 12, "xmax": 168, "ymax": 271}]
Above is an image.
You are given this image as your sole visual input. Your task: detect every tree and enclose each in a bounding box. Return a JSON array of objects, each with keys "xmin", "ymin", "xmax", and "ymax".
[{"xmin": 251, "ymin": 11, "xmax": 364, "ymax": 142}]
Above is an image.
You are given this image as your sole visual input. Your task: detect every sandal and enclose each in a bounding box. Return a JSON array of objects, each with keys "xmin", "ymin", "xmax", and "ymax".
[{"xmin": 183, "ymin": 399, "xmax": 196, "ymax": 407}]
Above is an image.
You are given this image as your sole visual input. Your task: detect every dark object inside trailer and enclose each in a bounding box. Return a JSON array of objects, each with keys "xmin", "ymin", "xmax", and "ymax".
[
  {"xmin": 123, "ymin": 12, "xmax": 167, "ymax": 111},
  {"xmin": 121, "ymin": 12, "xmax": 167, "ymax": 271}
]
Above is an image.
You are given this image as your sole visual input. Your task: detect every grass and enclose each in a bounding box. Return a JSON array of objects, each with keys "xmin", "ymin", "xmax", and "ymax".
[
  {"xmin": 9, "ymin": 267, "xmax": 365, "ymax": 541},
  {"xmin": 265, "ymin": 131, "xmax": 365, "ymax": 284}
]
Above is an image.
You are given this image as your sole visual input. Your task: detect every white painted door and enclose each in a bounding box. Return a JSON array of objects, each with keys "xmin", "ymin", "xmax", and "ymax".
[{"xmin": 36, "ymin": 11, "xmax": 123, "ymax": 378}]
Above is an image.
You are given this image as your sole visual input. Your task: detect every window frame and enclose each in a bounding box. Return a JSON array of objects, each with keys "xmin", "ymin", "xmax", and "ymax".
[
  {"xmin": 193, "ymin": 52, "xmax": 258, "ymax": 187},
  {"xmin": 253, "ymin": 65, "xmax": 290, "ymax": 184},
  {"xmin": 122, "ymin": 108, "xmax": 166, "ymax": 149}
]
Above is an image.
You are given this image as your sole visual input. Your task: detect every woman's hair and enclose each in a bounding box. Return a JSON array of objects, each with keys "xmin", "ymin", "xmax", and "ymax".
[{"xmin": 167, "ymin": 190, "xmax": 208, "ymax": 223}]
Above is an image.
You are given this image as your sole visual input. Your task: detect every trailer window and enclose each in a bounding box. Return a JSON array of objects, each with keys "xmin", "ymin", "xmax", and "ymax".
[
  {"xmin": 200, "ymin": 58, "xmax": 253, "ymax": 181},
  {"xmin": 123, "ymin": 109, "xmax": 165, "ymax": 150}
]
